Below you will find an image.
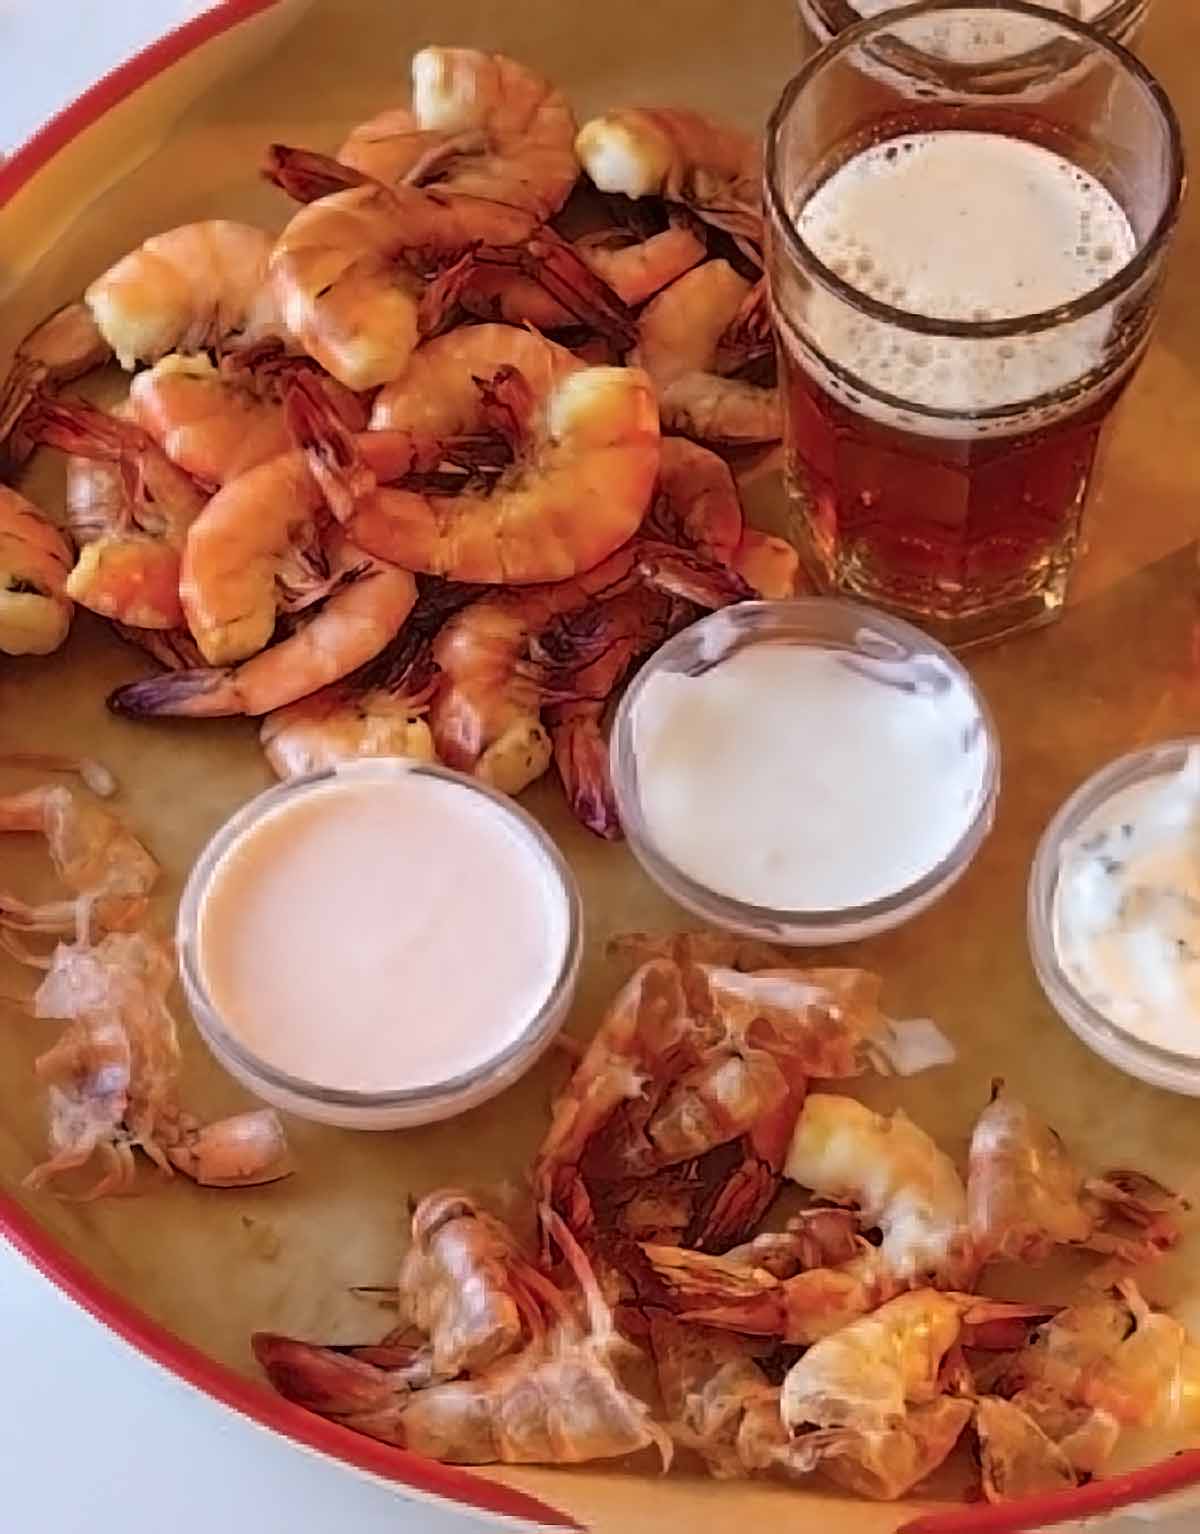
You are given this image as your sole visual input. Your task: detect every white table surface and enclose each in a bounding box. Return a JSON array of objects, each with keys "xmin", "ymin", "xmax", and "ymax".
[{"xmin": 0, "ymin": 6, "xmax": 1192, "ymax": 1532}]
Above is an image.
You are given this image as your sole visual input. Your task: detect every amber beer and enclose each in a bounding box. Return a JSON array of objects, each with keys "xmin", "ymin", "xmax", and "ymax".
[{"xmin": 766, "ymin": 4, "xmax": 1183, "ymax": 645}]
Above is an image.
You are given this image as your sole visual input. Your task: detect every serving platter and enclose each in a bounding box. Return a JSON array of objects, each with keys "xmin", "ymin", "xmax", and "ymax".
[{"xmin": 2, "ymin": 1, "xmax": 1200, "ymax": 1530}]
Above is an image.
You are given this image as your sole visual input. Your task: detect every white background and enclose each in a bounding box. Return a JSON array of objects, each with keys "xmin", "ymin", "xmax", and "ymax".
[{"xmin": 0, "ymin": 4, "xmax": 1190, "ymax": 1531}]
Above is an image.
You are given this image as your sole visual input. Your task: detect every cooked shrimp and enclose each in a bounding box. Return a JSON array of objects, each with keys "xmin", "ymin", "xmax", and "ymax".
[
  {"xmin": 127, "ymin": 351, "xmax": 368, "ymax": 488},
  {"xmin": 967, "ymin": 1080, "xmax": 1183, "ymax": 1269},
  {"xmin": 22, "ymin": 930, "xmax": 290, "ymax": 1196},
  {"xmin": 0, "ymin": 784, "xmax": 157, "ymax": 934},
  {"xmin": 85, "ymin": 220, "xmax": 282, "ymax": 370},
  {"xmin": 25, "ymin": 397, "xmax": 207, "ymax": 629},
  {"xmin": 635, "ymin": 259, "xmax": 781, "ymax": 445},
  {"xmin": 108, "ymin": 532, "xmax": 419, "ymax": 719},
  {"xmin": 784, "ymin": 1092, "xmax": 970, "ymax": 1285},
  {"xmin": 0, "ymin": 487, "xmax": 73, "ymax": 655},
  {"xmin": 259, "ymin": 580, "xmax": 474, "ymax": 778},
  {"xmin": 298, "ymin": 329, "xmax": 661, "ymax": 583},
  {"xmin": 0, "ymin": 303, "xmax": 111, "ymax": 469},
  {"xmin": 778, "ymin": 1289, "xmax": 1045, "ymax": 1501},
  {"xmin": 340, "ymin": 48, "xmax": 578, "ymax": 221},
  {"xmin": 575, "ymin": 107, "xmax": 762, "ymax": 246},
  {"xmin": 253, "ymin": 1212, "xmax": 669, "ymax": 1467},
  {"xmin": 463, "ymin": 220, "xmax": 705, "ymax": 329}
]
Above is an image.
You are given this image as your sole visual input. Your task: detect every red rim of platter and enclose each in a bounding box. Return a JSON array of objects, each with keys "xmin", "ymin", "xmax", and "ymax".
[{"xmin": 0, "ymin": 5, "xmax": 1197, "ymax": 1530}]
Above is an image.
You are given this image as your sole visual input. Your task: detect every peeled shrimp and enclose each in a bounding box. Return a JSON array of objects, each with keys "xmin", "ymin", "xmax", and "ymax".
[
  {"xmin": 85, "ymin": 220, "xmax": 282, "ymax": 370},
  {"xmin": 254, "ymin": 1212, "xmax": 669, "ymax": 1468},
  {"xmin": 784, "ymin": 1092, "xmax": 970, "ymax": 1285},
  {"xmin": 575, "ymin": 107, "xmax": 762, "ymax": 246},
  {"xmin": 635, "ymin": 259, "xmax": 781, "ymax": 445},
  {"xmin": 0, "ymin": 487, "xmax": 73, "ymax": 656},
  {"xmin": 0, "ymin": 784, "xmax": 157, "ymax": 934},
  {"xmin": 967, "ymin": 1080, "xmax": 1183, "ymax": 1268},
  {"xmin": 25, "ymin": 397, "xmax": 207, "ymax": 629},
  {"xmin": 127, "ymin": 350, "xmax": 368, "ymax": 488},
  {"xmin": 21, "ymin": 929, "xmax": 290, "ymax": 1197},
  {"xmin": 299, "ymin": 327, "xmax": 661, "ymax": 584},
  {"xmin": 0, "ymin": 303, "xmax": 111, "ymax": 469},
  {"xmin": 340, "ymin": 48, "xmax": 578, "ymax": 222},
  {"xmin": 779, "ymin": 1289, "xmax": 1043, "ymax": 1501},
  {"xmin": 259, "ymin": 580, "xmax": 474, "ymax": 779}
]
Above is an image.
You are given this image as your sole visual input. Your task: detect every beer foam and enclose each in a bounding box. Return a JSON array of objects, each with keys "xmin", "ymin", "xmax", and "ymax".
[
  {"xmin": 851, "ymin": 0, "xmax": 1111, "ymax": 17},
  {"xmin": 790, "ymin": 131, "xmax": 1137, "ymax": 434}
]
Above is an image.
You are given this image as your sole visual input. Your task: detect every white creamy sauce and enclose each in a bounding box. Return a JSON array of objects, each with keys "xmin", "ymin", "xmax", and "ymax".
[
  {"xmin": 1053, "ymin": 751, "xmax": 1200, "ymax": 1056},
  {"xmin": 196, "ymin": 772, "xmax": 568, "ymax": 1092},
  {"xmin": 792, "ymin": 131, "xmax": 1137, "ymax": 433},
  {"xmin": 630, "ymin": 643, "xmax": 988, "ymax": 910}
]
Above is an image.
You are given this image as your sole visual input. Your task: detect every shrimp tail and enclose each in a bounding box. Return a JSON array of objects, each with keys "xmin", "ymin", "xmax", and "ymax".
[
  {"xmin": 263, "ymin": 143, "xmax": 371, "ymax": 204},
  {"xmin": 550, "ymin": 708, "xmax": 622, "ymax": 840},
  {"xmin": 637, "ymin": 542, "xmax": 754, "ymax": 608},
  {"xmin": 253, "ymin": 1334, "xmax": 403, "ymax": 1417},
  {"xmin": 476, "ymin": 231, "xmax": 638, "ymax": 350},
  {"xmin": 107, "ymin": 668, "xmax": 239, "ymax": 719}
]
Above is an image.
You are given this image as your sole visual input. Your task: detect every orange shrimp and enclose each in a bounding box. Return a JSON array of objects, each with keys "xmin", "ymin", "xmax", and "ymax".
[
  {"xmin": 635, "ymin": 260, "xmax": 781, "ymax": 445},
  {"xmin": 575, "ymin": 107, "xmax": 762, "ymax": 247},
  {"xmin": 25, "ymin": 397, "xmax": 207, "ymax": 629},
  {"xmin": 339, "ymin": 48, "xmax": 578, "ymax": 221},
  {"xmin": 296, "ymin": 328, "xmax": 661, "ymax": 584},
  {"xmin": 0, "ymin": 486, "xmax": 73, "ymax": 656}
]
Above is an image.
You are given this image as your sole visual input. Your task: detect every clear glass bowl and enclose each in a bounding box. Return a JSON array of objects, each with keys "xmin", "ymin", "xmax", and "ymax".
[
  {"xmin": 1028, "ymin": 738, "xmax": 1200, "ymax": 1096},
  {"xmin": 177, "ymin": 759, "xmax": 582, "ymax": 1130},
  {"xmin": 610, "ymin": 598, "xmax": 1000, "ymax": 945}
]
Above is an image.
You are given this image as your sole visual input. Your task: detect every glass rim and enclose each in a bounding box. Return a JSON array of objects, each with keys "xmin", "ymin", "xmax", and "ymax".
[
  {"xmin": 765, "ymin": 0, "xmax": 1186, "ymax": 342},
  {"xmin": 799, "ymin": 0, "xmax": 1148, "ymax": 41},
  {"xmin": 610, "ymin": 597, "xmax": 1001, "ymax": 940},
  {"xmin": 176, "ymin": 758, "xmax": 583, "ymax": 1111},
  {"xmin": 1028, "ymin": 737, "xmax": 1200, "ymax": 1087}
]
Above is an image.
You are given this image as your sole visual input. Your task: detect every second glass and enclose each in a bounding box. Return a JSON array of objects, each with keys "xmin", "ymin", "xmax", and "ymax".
[
  {"xmin": 798, "ymin": 0, "xmax": 1153, "ymax": 52},
  {"xmin": 766, "ymin": 1, "xmax": 1183, "ymax": 646}
]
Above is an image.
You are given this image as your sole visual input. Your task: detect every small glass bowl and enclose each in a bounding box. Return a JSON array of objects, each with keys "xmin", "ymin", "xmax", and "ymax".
[
  {"xmin": 610, "ymin": 598, "xmax": 1000, "ymax": 945},
  {"xmin": 177, "ymin": 759, "xmax": 583, "ymax": 1130},
  {"xmin": 1028, "ymin": 738, "xmax": 1200, "ymax": 1096}
]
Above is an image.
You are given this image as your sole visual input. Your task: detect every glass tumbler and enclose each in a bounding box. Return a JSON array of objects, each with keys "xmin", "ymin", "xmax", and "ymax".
[
  {"xmin": 798, "ymin": 0, "xmax": 1153, "ymax": 53},
  {"xmin": 766, "ymin": 0, "xmax": 1183, "ymax": 646}
]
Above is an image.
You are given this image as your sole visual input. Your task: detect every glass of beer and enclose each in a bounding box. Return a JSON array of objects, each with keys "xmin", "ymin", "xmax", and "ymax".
[
  {"xmin": 798, "ymin": 0, "xmax": 1152, "ymax": 52},
  {"xmin": 766, "ymin": 2, "xmax": 1183, "ymax": 645}
]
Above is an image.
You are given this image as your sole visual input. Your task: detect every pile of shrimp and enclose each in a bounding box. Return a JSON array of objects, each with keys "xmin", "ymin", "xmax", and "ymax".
[
  {"xmin": 0, "ymin": 765, "xmax": 290, "ymax": 1197},
  {"xmin": 253, "ymin": 928, "xmax": 1198, "ymax": 1514},
  {"xmin": 1, "ymin": 45, "xmax": 792, "ymax": 838}
]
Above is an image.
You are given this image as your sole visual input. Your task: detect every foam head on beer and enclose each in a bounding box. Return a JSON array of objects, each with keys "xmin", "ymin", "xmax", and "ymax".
[{"xmin": 794, "ymin": 130, "xmax": 1136, "ymax": 429}]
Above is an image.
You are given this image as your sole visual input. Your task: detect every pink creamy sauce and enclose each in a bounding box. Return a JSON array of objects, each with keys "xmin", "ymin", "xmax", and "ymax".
[{"xmin": 196, "ymin": 773, "xmax": 569, "ymax": 1092}]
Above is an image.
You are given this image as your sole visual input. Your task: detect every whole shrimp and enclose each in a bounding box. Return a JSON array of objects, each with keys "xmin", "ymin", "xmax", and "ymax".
[
  {"xmin": 967, "ymin": 1080, "xmax": 1184, "ymax": 1269},
  {"xmin": 784, "ymin": 1092, "xmax": 971, "ymax": 1285},
  {"xmin": 532, "ymin": 958, "xmax": 893, "ymax": 1254},
  {"xmin": 0, "ymin": 486, "xmax": 73, "ymax": 656},
  {"xmin": 19, "ymin": 929, "xmax": 290, "ymax": 1197},
  {"xmin": 462, "ymin": 219, "xmax": 706, "ymax": 330},
  {"xmin": 427, "ymin": 436, "xmax": 749, "ymax": 807},
  {"xmin": 25, "ymin": 396, "xmax": 207, "ymax": 630},
  {"xmin": 779, "ymin": 1289, "xmax": 1047, "ymax": 1501},
  {"xmin": 259, "ymin": 579, "xmax": 475, "ymax": 779},
  {"xmin": 254, "ymin": 1212, "xmax": 670, "ymax": 1468},
  {"xmin": 339, "ymin": 48, "xmax": 578, "ymax": 222},
  {"xmin": 126, "ymin": 349, "xmax": 368, "ymax": 488},
  {"xmin": 575, "ymin": 107, "xmax": 763, "ymax": 248},
  {"xmin": 0, "ymin": 783, "xmax": 157, "ymax": 934},
  {"xmin": 86, "ymin": 220, "xmax": 283, "ymax": 370},
  {"xmin": 635, "ymin": 260, "xmax": 781, "ymax": 446},
  {"xmin": 297, "ymin": 328, "xmax": 661, "ymax": 585},
  {"xmin": 0, "ymin": 303, "xmax": 112, "ymax": 470}
]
